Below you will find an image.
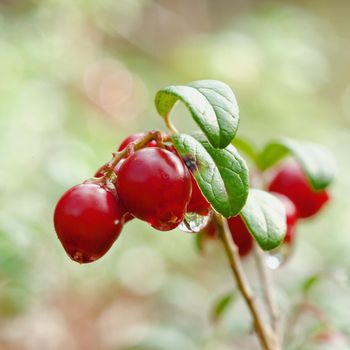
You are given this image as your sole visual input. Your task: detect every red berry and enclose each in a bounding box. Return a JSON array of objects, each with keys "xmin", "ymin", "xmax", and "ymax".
[
  {"xmin": 271, "ymin": 193, "xmax": 298, "ymax": 244},
  {"xmin": 268, "ymin": 162, "xmax": 330, "ymax": 218},
  {"xmin": 116, "ymin": 147, "xmax": 192, "ymax": 231},
  {"xmin": 187, "ymin": 174, "xmax": 211, "ymax": 216},
  {"xmin": 118, "ymin": 132, "xmax": 157, "ymax": 151},
  {"xmin": 227, "ymin": 216, "xmax": 253, "ymax": 257},
  {"xmin": 54, "ymin": 183, "xmax": 124, "ymax": 263}
]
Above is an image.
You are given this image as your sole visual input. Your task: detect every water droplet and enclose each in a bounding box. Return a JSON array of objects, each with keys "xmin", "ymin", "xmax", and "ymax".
[
  {"xmin": 179, "ymin": 212, "xmax": 211, "ymax": 233},
  {"xmin": 265, "ymin": 243, "xmax": 294, "ymax": 270}
]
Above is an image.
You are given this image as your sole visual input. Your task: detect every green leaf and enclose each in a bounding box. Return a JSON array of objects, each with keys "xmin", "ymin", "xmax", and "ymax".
[
  {"xmin": 302, "ymin": 274, "xmax": 321, "ymax": 295},
  {"xmin": 155, "ymin": 80, "xmax": 239, "ymax": 148},
  {"xmin": 240, "ymin": 189, "xmax": 286, "ymax": 251},
  {"xmin": 211, "ymin": 292, "xmax": 236, "ymax": 323},
  {"xmin": 172, "ymin": 132, "xmax": 249, "ymax": 217},
  {"xmin": 258, "ymin": 137, "xmax": 336, "ymax": 191}
]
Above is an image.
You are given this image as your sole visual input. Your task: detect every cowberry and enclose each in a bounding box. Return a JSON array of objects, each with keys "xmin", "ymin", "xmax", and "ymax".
[
  {"xmin": 187, "ymin": 174, "xmax": 211, "ymax": 216},
  {"xmin": 227, "ymin": 216, "xmax": 254, "ymax": 257},
  {"xmin": 54, "ymin": 183, "xmax": 124, "ymax": 263},
  {"xmin": 268, "ymin": 161, "xmax": 329, "ymax": 218},
  {"xmin": 95, "ymin": 131, "xmax": 159, "ymax": 223},
  {"xmin": 271, "ymin": 193, "xmax": 298, "ymax": 244},
  {"xmin": 116, "ymin": 147, "xmax": 192, "ymax": 231}
]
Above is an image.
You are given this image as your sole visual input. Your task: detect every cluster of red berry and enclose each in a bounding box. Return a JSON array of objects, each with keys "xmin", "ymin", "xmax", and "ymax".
[
  {"xmin": 206, "ymin": 161, "xmax": 330, "ymax": 257},
  {"xmin": 54, "ymin": 132, "xmax": 211, "ymax": 264},
  {"xmin": 54, "ymin": 131, "xmax": 330, "ymax": 264}
]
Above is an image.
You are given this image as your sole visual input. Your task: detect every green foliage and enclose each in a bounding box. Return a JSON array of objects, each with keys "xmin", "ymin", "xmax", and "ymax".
[
  {"xmin": 155, "ymin": 80, "xmax": 239, "ymax": 149},
  {"xmin": 302, "ymin": 274, "xmax": 322, "ymax": 295},
  {"xmin": 172, "ymin": 132, "xmax": 249, "ymax": 217},
  {"xmin": 161, "ymin": 79, "xmax": 334, "ymax": 250},
  {"xmin": 210, "ymin": 292, "xmax": 236, "ymax": 323},
  {"xmin": 240, "ymin": 189, "xmax": 287, "ymax": 250}
]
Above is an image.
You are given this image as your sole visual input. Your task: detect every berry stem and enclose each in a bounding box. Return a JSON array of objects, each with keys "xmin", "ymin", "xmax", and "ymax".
[
  {"xmin": 99, "ymin": 130, "xmax": 164, "ymax": 181},
  {"xmin": 253, "ymin": 243, "xmax": 281, "ymax": 349},
  {"xmin": 214, "ymin": 213, "xmax": 275, "ymax": 350}
]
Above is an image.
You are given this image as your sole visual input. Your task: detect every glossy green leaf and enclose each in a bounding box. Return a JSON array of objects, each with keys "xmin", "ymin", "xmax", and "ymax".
[
  {"xmin": 172, "ymin": 132, "xmax": 249, "ymax": 217},
  {"xmin": 211, "ymin": 292, "xmax": 236, "ymax": 323},
  {"xmin": 240, "ymin": 189, "xmax": 286, "ymax": 251},
  {"xmin": 155, "ymin": 80, "xmax": 239, "ymax": 148},
  {"xmin": 258, "ymin": 137, "xmax": 336, "ymax": 191}
]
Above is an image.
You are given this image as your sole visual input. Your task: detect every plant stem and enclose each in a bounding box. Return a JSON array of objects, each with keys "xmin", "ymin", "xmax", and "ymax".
[
  {"xmin": 253, "ymin": 243, "xmax": 281, "ymax": 349},
  {"xmin": 100, "ymin": 130, "xmax": 164, "ymax": 181},
  {"xmin": 214, "ymin": 213, "xmax": 274, "ymax": 350},
  {"xmin": 164, "ymin": 112, "xmax": 179, "ymax": 135}
]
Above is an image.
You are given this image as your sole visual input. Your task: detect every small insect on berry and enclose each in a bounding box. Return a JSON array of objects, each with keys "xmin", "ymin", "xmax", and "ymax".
[{"xmin": 166, "ymin": 147, "xmax": 211, "ymax": 217}]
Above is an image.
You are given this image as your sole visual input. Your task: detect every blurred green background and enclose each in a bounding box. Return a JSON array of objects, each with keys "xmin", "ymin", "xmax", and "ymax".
[{"xmin": 0, "ymin": 1, "xmax": 349, "ymax": 349}]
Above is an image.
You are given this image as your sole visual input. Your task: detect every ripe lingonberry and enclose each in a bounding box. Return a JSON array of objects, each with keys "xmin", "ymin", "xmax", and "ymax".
[
  {"xmin": 268, "ymin": 161, "xmax": 329, "ymax": 218},
  {"xmin": 271, "ymin": 193, "xmax": 298, "ymax": 244},
  {"xmin": 94, "ymin": 132, "xmax": 158, "ymax": 222},
  {"xmin": 227, "ymin": 216, "xmax": 254, "ymax": 257},
  {"xmin": 116, "ymin": 147, "xmax": 192, "ymax": 231},
  {"xmin": 54, "ymin": 183, "xmax": 124, "ymax": 263},
  {"xmin": 187, "ymin": 174, "xmax": 211, "ymax": 216}
]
